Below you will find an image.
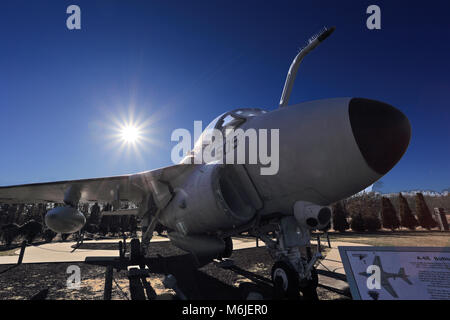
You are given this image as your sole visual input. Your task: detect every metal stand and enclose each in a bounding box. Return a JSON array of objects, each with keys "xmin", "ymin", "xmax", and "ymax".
[
  {"xmin": 104, "ymin": 265, "xmax": 113, "ymax": 300},
  {"xmin": 17, "ymin": 240, "xmax": 27, "ymax": 265},
  {"xmin": 326, "ymin": 232, "xmax": 331, "ymax": 248},
  {"xmin": 85, "ymin": 238, "xmax": 156, "ymax": 300},
  {"xmin": 316, "ymin": 234, "xmax": 321, "ymax": 254},
  {"xmin": 0, "ymin": 240, "xmax": 27, "ymax": 275}
]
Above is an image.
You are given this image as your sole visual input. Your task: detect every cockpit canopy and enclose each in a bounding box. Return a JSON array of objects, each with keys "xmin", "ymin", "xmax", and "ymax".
[{"xmin": 193, "ymin": 108, "xmax": 268, "ymax": 155}]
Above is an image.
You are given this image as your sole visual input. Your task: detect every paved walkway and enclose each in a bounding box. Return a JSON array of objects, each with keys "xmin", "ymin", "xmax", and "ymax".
[
  {"xmin": 0, "ymin": 236, "xmax": 367, "ymax": 281},
  {"xmin": 0, "ymin": 236, "xmax": 268, "ymax": 265},
  {"xmin": 0, "ymin": 236, "xmax": 167, "ymax": 264},
  {"xmin": 312, "ymin": 240, "xmax": 369, "ymax": 295}
]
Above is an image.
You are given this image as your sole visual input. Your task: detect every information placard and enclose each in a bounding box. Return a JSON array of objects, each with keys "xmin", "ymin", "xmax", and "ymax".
[{"xmin": 339, "ymin": 246, "xmax": 450, "ymax": 300}]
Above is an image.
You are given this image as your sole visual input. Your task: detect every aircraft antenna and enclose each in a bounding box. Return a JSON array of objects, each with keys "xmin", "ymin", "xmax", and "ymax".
[{"xmin": 278, "ymin": 26, "xmax": 335, "ymax": 108}]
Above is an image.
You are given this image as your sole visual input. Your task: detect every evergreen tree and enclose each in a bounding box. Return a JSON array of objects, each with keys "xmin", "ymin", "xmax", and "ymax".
[
  {"xmin": 415, "ymin": 193, "xmax": 438, "ymax": 230},
  {"xmin": 6, "ymin": 204, "xmax": 18, "ymax": 224},
  {"xmin": 109, "ymin": 215, "xmax": 121, "ymax": 236},
  {"xmin": 351, "ymin": 212, "xmax": 366, "ymax": 232},
  {"xmin": 16, "ymin": 204, "xmax": 26, "ymax": 225},
  {"xmin": 360, "ymin": 193, "xmax": 382, "ymax": 232},
  {"xmin": 99, "ymin": 215, "xmax": 110, "ymax": 236},
  {"xmin": 129, "ymin": 216, "xmax": 138, "ymax": 237},
  {"xmin": 365, "ymin": 213, "xmax": 382, "ymax": 232},
  {"xmin": 18, "ymin": 219, "xmax": 43, "ymax": 244},
  {"xmin": 332, "ymin": 201, "xmax": 349, "ymax": 232},
  {"xmin": 88, "ymin": 202, "xmax": 101, "ymax": 225},
  {"xmin": 381, "ymin": 197, "xmax": 400, "ymax": 230},
  {"xmin": 398, "ymin": 193, "xmax": 418, "ymax": 230},
  {"xmin": 0, "ymin": 223, "xmax": 20, "ymax": 247},
  {"xmin": 0, "ymin": 204, "xmax": 7, "ymax": 226},
  {"xmin": 39, "ymin": 203, "xmax": 48, "ymax": 223}
]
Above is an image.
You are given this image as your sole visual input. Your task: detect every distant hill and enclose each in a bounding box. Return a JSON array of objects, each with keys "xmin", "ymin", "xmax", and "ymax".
[{"xmin": 383, "ymin": 190, "xmax": 449, "ymax": 197}]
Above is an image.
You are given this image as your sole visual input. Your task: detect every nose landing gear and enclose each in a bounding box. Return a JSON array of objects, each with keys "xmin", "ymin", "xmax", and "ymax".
[
  {"xmin": 271, "ymin": 260, "xmax": 300, "ymax": 299},
  {"xmin": 271, "ymin": 260, "xmax": 319, "ymax": 300},
  {"xmin": 256, "ymin": 215, "xmax": 321, "ymax": 300}
]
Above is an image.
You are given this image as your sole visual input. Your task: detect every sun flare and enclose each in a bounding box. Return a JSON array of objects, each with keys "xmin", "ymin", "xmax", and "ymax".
[
  {"xmin": 96, "ymin": 102, "xmax": 166, "ymax": 167},
  {"xmin": 120, "ymin": 125, "xmax": 140, "ymax": 143}
]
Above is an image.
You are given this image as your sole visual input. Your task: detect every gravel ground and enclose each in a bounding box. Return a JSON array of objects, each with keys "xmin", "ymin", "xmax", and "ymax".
[{"xmin": 0, "ymin": 240, "xmax": 346, "ymax": 300}]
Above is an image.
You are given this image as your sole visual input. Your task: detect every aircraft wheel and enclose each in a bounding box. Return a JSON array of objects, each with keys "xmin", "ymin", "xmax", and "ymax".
[
  {"xmin": 299, "ymin": 267, "xmax": 319, "ymax": 300},
  {"xmin": 222, "ymin": 237, "xmax": 233, "ymax": 258},
  {"xmin": 271, "ymin": 261, "xmax": 300, "ymax": 299}
]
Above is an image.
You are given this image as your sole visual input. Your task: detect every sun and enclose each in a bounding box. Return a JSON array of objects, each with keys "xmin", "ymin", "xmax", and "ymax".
[
  {"xmin": 120, "ymin": 125, "xmax": 141, "ymax": 143},
  {"xmin": 96, "ymin": 102, "xmax": 166, "ymax": 167}
]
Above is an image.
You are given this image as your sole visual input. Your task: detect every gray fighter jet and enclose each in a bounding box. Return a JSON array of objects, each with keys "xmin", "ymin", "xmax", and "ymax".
[{"xmin": 0, "ymin": 27, "xmax": 411, "ymax": 297}]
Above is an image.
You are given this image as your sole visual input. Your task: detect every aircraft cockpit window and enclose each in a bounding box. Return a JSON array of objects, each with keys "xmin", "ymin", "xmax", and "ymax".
[
  {"xmin": 194, "ymin": 108, "xmax": 267, "ymax": 151},
  {"xmin": 220, "ymin": 114, "xmax": 245, "ymax": 130},
  {"xmin": 232, "ymin": 109, "xmax": 267, "ymax": 118}
]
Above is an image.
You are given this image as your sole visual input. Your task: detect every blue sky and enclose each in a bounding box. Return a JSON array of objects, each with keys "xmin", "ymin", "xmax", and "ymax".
[{"xmin": 0, "ymin": 0, "xmax": 449, "ymax": 193}]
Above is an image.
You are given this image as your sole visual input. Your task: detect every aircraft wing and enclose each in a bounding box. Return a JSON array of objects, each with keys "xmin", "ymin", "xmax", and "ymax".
[
  {"xmin": 382, "ymin": 280, "xmax": 398, "ymax": 298},
  {"xmin": 0, "ymin": 164, "xmax": 192, "ymax": 205},
  {"xmin": 402, "ymin": 277, "xmax": 413, "ymax": 285}
]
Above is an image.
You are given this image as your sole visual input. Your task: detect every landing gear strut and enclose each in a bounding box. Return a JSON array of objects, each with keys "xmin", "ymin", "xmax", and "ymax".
[
  {"xmin": 271, "ymin": 260, "xmax": 319, "ymax": 300},
  {"xmin": 271, "ymin": 260, "xmax": 300, "ymax": 299},
  {"xmin": 256, "ymin": 216, "xmax": 321, "ymax": 300}
]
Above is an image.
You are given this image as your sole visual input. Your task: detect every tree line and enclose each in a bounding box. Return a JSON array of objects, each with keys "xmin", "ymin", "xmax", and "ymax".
[
  {"xmin": 332, "ymin": 192, "xmax": 439, "ymax": 232},
  {"xmin": 0, "ymin": 202, "xmax": 142, "ymax": 247}
]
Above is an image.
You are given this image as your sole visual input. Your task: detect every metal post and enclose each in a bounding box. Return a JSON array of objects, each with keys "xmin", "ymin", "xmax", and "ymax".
[
  {"xmin": 316, "ymin": 234, "xmax": 321, "ymax": 254},
  {"xmin": 119, "ymin": 241, "xmax": 124, "ymax": 259},
  {"xmin": 104, "ymin": 265, "xmax": 113, "ymax": 300},
  {"xmin": 141, "ymin": 276, "xmax": 157, "ymax": 300},
  {"xmin": 17, "ymin": 240, "xmax": 27, "ymax": 265},
  {"xmin": 326, "ymin": 232, "xmax": 331, "ymax": 248},
  {"xmin": 128, "ymin": 268, "xmax": 146, "ymax": 300}
]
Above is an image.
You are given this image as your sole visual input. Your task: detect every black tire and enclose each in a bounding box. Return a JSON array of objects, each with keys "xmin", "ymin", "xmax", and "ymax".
[
  {"xmin": 299, "ymin": 267, "xmax": 319, "ymax": 300},
  {"xmin": 271, "ymin": 261, "xmax": 300, "ymax": 300},
  {"xmin": 221, "ymin": 237, "xmax": 233, "ymax": 258}
]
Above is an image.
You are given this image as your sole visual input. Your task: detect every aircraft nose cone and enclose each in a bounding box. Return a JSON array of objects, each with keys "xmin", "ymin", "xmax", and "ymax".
[{"xmin": 349, "ymin": 98, "xmax": 411, "ymax": 175}]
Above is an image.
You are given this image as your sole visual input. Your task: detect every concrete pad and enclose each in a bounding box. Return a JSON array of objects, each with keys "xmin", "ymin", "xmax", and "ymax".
[
  {"xmin": 313, "ymin": 240, "xmax": 369, "ymax": 295},
  {"xmin": 0, "ymin": 242, "xmax": 118, "ymax": 264},
  {"xmin": 0, "ymin": 234, "xmax": 363, "ymax": 268},
  {"xmin": 314, "ymin": 240, "xmax": 369, "ymax": 275},
  {"xmin": 0, "ymin": 236, "xmax": 264, "ymax": 265},
  {"xmin": 233, "ymin": 238, "xmax": 265, "ymax": 250},
  {"xmin": 0, "ymin": 236, "xmax": 169, "ymax": 265}
]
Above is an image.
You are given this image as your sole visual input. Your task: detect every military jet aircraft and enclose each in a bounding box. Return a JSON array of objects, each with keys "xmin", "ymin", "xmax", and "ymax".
[
  {"xmin": 0, "ymin": 27, "xmax": 411, "ymax": 298},
  {"xmin": 359, "ymin": 255, "xmax": 413, "ymax": 298}
]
